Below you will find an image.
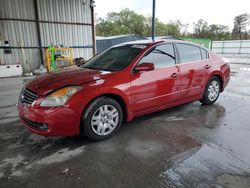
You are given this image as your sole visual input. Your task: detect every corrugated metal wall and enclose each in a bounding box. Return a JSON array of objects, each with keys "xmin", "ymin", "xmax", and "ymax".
[
  {"xmin": 40, "ymin": 23, "xmax": 93, "ymax": 57},
  {"xmin": 0, "ymin": 0, "xmax": 36, "ymax": 19},
  {"xmin": 0, "ymin": 0, "xmax": 40, "ymax": 71},
  {"xmin": 37, "ymin": 0, "xmax": 92, "ymax": 23},
  {"xmin": 0, "ymin": 0, "xmax": 95, "ymax": 72},
  {"xmin": 211, "ymin": 40, "xmax": 250, "ymax": 54}
]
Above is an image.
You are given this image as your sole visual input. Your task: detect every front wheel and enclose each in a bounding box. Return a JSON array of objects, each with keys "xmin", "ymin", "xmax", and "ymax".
[
  {"xmin": 200, "ymin": 76, "xmax": 221, "ymax": 105},
  {"xmin": 82, "ymin": 97, "xmax": 123, "ymax": 141}
]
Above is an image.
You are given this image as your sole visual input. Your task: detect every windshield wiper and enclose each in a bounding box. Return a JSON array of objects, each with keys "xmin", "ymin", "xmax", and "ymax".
[{"xmin": 154, "ymin": 49, "xmax": 176, "ymax": 60}]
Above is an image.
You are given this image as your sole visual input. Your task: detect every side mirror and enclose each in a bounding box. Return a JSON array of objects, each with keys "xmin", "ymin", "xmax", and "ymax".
[
  {"xmin": 134, "ymin": 63, "xmax": 155, "ymax": 72},
  {"xmin": 75, "ymin": 57, "xmax": 86, "ymax": 67}
]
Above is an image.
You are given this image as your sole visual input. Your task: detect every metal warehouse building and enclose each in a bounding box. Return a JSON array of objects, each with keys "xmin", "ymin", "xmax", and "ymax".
[{"xmin": 0, "ymin": 0, "xmax": 95, "ymax": 72}]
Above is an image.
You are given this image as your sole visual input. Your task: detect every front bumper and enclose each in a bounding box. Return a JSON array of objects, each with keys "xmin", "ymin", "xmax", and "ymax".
[{"xmin": 17, "ymin": 103, "xmax": 80, "ymax": 136}]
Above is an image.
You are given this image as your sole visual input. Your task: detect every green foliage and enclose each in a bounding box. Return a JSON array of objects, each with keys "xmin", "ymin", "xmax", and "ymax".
[
  {"xmin": 96, "ymin": 8, "xmax": 147, "ymax": 36},
  {"xmin": 96, "ymin": 8, "xmax": 181, "ymax": 37},
  {"xmin": 193, "ymin": 19, "xmax": 209, "ymax": 38},
  {"xmin": 96, "ymin": 9, "xmax": 250, "ymax": 40},
  {"xmin": 156, "ymin": 20, "xmax": 182, "ymax": 36},
  {"xmin": 192, "ymin": 19, "xmax": 231, "ymax": 40},
  {"xmin": 232, "ymin": 14, "xmax": 250, "ymax": 39},
  {"xmin": 180, "ymin": 37, "xmax": 211, "ymax": 48},
  {"xmin": 208, "ymin": 24, "xmax": 231, "ymax": 40}
]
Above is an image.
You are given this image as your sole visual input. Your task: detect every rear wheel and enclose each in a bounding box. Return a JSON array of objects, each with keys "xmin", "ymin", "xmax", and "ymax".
[
  {"xmin": 200, "ymin": 76, "xmax": 221, "ymax": 105},
  {"xmin": 82, "ymin": 97, "xmax": 123, "ymax": 141}
]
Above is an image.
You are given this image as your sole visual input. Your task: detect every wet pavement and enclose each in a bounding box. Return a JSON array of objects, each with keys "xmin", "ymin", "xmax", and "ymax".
[{"xmin": 0, "ymin": 63, "xmax": 250, "ymax": 188}]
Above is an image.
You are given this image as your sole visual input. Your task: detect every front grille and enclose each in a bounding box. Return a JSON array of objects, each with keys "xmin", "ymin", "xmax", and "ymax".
[{"xmin": 19, "ymin": 88, "xmax": 38, "ymax": 105}]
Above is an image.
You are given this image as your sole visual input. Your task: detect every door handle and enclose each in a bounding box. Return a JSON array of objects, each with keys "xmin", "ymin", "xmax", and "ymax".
[
  {"xmin": 170, "ymin": 73, "xmax": 178, "ymax": 78},
  {"xmin": 204, "ymin": 65, "xmax": 211, "ymax": 69}
]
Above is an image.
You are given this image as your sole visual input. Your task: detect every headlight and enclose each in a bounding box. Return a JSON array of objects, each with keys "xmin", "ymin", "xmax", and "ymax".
[{"xmin": 40, "ymin": 86, "xmax": 81, "ymax": 107}]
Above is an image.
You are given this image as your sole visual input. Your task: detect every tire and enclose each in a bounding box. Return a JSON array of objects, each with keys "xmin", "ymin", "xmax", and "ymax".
[
  {"xmin": 200, "ymin": 76, "xmax": 221, "ymax": 105},
  {"xmin": 82, "ymin": 97, "xmax": 123, "ymax": 141}
]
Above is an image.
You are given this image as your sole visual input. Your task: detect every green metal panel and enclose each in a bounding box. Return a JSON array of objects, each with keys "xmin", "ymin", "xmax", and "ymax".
[{"xmin": 180, "ymin": 37, "xmax": 211, "ymax": 49}]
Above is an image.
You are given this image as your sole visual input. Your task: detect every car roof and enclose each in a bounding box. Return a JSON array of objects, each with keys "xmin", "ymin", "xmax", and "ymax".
[
  {"xmin": 113, "ymin": 39, "xmax": 160, "ymax": 46},
  {"xmin": 114, "ymin": 39, "xmax": 208, "ymax": 50}
]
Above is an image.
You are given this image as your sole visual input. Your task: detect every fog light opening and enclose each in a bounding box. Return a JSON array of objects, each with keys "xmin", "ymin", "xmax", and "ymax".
[{"xmin": 39, "ymin": 123, "xmax": 48, "ymax": 131}]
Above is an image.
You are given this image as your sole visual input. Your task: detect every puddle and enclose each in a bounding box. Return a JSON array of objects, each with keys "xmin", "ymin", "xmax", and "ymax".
[
  {"xmin": 35, "ymin": 146, "xmax": 85, "ymax": 165},
  {"xmin": 160, "ymin": 143, "xmax": 250, "ymax": 187},
  {"xmin": 0, "ymin": 146, "xmax": 85, "ymax": 178},
  {"xmin": 126, "ymin": 139, "xmax": 163, "ymax": 159},
  {"xmin": 217, "ymin": 174, "xmax": 250, "ymax": 188}
]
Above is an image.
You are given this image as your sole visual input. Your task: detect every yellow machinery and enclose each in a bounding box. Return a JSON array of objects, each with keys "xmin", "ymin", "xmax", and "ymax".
[{"xmin": 45, "ymin": 47, "xmax": 74, "ymax": 72}]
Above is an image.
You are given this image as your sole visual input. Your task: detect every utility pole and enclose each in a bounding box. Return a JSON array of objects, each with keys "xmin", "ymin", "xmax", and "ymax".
[{"xmin": 152, "ymin": 0, "xmax": 156, "ymax": 41}]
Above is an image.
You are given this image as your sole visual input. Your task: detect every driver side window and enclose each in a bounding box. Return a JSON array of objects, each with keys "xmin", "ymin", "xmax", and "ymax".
[{"xmin": 138, "ymin": 43, "xmax": 176, "ymax": 69}]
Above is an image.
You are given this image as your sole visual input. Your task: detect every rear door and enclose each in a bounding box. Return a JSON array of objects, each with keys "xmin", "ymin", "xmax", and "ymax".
[
  {"xmin": 176, "ymin": 43, "xmax": 209, "ymax": 99},
  {"xmin": 130, "ymin": 43, "xmax": 180, "ymax": 113}
]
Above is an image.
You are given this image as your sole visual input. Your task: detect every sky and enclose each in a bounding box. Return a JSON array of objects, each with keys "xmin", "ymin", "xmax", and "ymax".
[{"xmin": 95, "ymin": 0, "xmax": 250, "ymax": 32}]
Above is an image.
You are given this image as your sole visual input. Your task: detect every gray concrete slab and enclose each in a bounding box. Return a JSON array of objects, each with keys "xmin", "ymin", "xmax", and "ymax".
[{"xmin": 0, "ymin": 64, "xmax": 250, "ymax": 188}]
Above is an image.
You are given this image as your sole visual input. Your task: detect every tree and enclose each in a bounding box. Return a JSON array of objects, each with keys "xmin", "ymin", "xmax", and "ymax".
[
  {"xmin": 192, "ymin": 20, "xmax": 231, "ymax": 40},
  {"xmin": 95, "ymin": 9, "xmax": 183, "ymax": 37},
  {"xmin": 232, "ymin": 14, "xmax": 249, "ymax": 39},
  {"xmin": 193, "ymin": 19, "xmax": 209, "ymax": 38},
  {"xmin": 208, "ymin": 24, "xmax": 231, "ymax": 40},
  {"xmin": 96, "ymin": 9, "xmax": 247, "ymax": 40},
  {"xmin": 164, "ymin": 20, "xmax": 183, "ymax": 36},
  {"xmin": 96, "ymin": 8, "xmax": 146, "ymax": 36}
]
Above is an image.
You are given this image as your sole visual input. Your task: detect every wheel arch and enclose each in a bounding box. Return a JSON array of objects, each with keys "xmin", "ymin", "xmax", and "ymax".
[
  {"xmin": 207, "ymin": 70, "xmax": 224, "ymax": 92},
  {"xmin": 212, "ymin": 74, "xmax": 224, "ymax": 92},
  {"xmin": 97, "ymin": 93, "xmax": 128, "ymax": 122},
  {"xmin": 200, "ymin": 73, "xmax": 224, "ymax": 101},
  {"xmin": 80, "ymin": 92, "xmax": 129, "ymax": 130}
]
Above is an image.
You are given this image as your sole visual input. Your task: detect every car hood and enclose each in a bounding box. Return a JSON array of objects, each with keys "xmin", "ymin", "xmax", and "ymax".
[{"xmin": 26, "ymin": 67, "xmax": 112, "ymax": 96}]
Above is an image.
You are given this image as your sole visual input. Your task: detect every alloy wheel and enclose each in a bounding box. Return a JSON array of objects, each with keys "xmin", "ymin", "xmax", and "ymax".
[
  {"xmin": 91, "ymin": 105, "xmax": 119, "ymax": 136},
  {"xmin": 207, "ymin": 80, "xmax": 220, "ymax": 101}
]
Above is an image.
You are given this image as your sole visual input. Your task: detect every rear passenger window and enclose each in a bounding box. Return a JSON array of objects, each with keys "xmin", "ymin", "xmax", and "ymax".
[
  {"xmin": 176, "ymin": 43, "xmax": 202, "ymax": 63},
  {"xmin": 200, "ymin": 48, "xmax": 208, "ymax": 59},
  {"xmin": 139, "ymin": 43, "xmax": 176, "ymax": 69}
]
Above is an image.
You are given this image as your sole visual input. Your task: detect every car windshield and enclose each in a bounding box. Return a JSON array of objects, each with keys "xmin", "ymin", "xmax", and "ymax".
[{"xmin": 83, "ymin": 44, "xmax": 145, "ymax": 71}]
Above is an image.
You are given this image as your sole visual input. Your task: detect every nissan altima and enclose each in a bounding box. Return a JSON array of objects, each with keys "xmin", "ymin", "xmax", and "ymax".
[{"xmin": 17, "ymin": 40, "xmax": 230, "ymax": 140}]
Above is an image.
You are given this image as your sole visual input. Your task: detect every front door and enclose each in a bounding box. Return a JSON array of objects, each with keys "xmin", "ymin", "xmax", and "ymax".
[{"xmin": 130, "ymin": 43, "xmax": 180, "ymax": 113}]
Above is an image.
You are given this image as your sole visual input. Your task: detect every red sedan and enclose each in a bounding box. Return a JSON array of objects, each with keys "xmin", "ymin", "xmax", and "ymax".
[{"xmin": 17, "ymin": 40, "xmax": 230, "ymax": 140}]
